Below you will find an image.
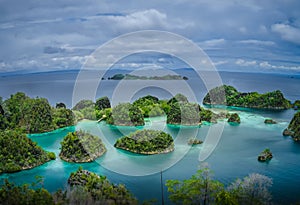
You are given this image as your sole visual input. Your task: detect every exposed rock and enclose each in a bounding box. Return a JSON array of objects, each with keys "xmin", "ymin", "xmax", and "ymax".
[
  {"xmin": 227, "ymin": 113, "xmax": 241, "ymax": 124},
  {"xmin": 188, "ymin": 138, "xmax": 203, "ymax": 145},
  {"xmin": 258, "ymin": 149, "xmax": 273, "ymax": 162},
  {"xmin": 264, "ymin": 118, "xmax": 277, "ymax": 124}
]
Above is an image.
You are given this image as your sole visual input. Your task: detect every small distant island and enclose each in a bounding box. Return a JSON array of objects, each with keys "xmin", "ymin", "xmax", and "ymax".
[
  {"xmin": 59, "ymin": 131, "xmax": 106, "ymax": 163},
  {"xmin": 258, "ymin": 148, "xmax": 273, "ymax": 162},
  {"xmin": 114, "ymin": 129, "xmax": 174, "ymax": 155},
  {"xmin": 107, "ymin": 73, "xmax": 188, "ymax": 80},
  {"xmin": 0, "ymin": 130, "xmax": 55, "ymax": 173},
  {"xmin": 264, "ymin": 118, "xmax": 277, "ymax": 124},
  {"xmin": 283, "ymin": 112, "xmax": 300, "ymax": 141},
  {"xmin": 188, "ymin": 138, "xmax": 203, "ymax": 145},
  {"xmin": 227, "ymin": 113, "xmax": 241, "ymax": 124},
  {"xmin": 203, "ymin": 85, "xmax": 291, "ymax": 109}
]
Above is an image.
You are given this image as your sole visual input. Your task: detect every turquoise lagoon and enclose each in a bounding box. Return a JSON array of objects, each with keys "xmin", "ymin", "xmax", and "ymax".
[{"xmin": 1, "ymin": 108, "xmax": 300, "ymax": 204}]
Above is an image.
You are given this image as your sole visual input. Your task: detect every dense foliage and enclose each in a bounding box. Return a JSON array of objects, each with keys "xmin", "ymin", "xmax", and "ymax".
[
  {"xmin": 293, "ymin": 100, "xmax": 300, "ymax": 110},
  {"xmin": 167, "ymin": 93, "xmax": 189, "ymax": 105},
  {"xmin": 95, "ymin": 96, "xmax": 111, "ymax": 111},
  {"xmin": 59, "ymin": 131, "xmax": 106, "ymax": 162},
  {"xmin": 283, "ymin": 112, "xmax": 300, "ymax": 141},
  {"xmin": 72, "ymin": 99, "xmax": 96, "ymax": 120},
  {"xmin": 114, "ymin": 129, "xmax": 174, "ymax": 154},
  {"xmin": 67, "ymin": 167, "xmax": 138, "ymax": 205},
  {"xmin": 203, "ymin": 85, "xmax": 291, "ymax": 109},
  {"xmin": 106, "ymin": 103, "xmax": 145, "ymax": 126},
  {"xmin": 227, "ymin": 113, "xmax": 241, "ymax": 124},
  {"xmin": 0, "ymin": 178, "xmax": 54, "ymax": 205},
  {"xmin": 133, "ymin": 95, "xmax": 165, "ymax": 117},
  {"xmin": 166, "ymin": 166, "xmax": 273, "ymax": 205},
  {"xmin": 0, "ymin": 92, "xmax": 74, "ymax": 133},
  {"xmin": 52, "ymin": 107, "xmax": 74, "ymax": 129},
  {"xmin": 167, "ymin": 102, "xmax": 200, "ymax": 125},
  {"xmin": 0, "ymin": 130, "xmax": 55, "ymax": 173}
]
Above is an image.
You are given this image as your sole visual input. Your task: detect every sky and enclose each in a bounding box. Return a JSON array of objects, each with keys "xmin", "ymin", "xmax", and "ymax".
[{"xmin": 0, "ymin": 0, "xmax": 300, "ymax": 74}]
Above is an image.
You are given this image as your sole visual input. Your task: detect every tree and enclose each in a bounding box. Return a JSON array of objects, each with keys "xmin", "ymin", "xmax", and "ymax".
[
  {"xmin": 95, "ymin": 96, "xmax": 111, "ymax": 111},
  {"xmin": 52, "ymin": 107, "xmax": 74, "ymax": 128},
  {"xmin": 166, "ymin": 165, "xmax": 224, "ymax": 205},
  {"xmin": 228, "ymin": 173, "xmax": 273, "ymax": 205},
  {"xmin": 22, "ymin": 98, "xmax": 53, "ymax": 133},
  {"xmin": 56, "ymin": 102, "xmax": 66, "ymax": 109},
  {"xmin": 0, "ymin": 179, "xmax": 54, "ymax": 205}
]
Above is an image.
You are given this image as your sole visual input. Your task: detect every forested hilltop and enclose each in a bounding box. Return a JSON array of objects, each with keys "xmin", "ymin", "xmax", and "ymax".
[
  {"xmin": 0, "ymin": 92, "xmax": 73, "ymax": 173},
  {"xmin": 0, "ymin": 92, "xmax": 74, "ymax": 133},
  {"xmin": 283, "ymin": 112, "xmax": 300, "ymax": 141},
  {"xmin": 60, "ymin": 131, "xmax": 106, "ymax": 162},
  {"xmin": 0, "ymin": 130, "xmax": 55, "ymax": 173},
  {"xmin": 114, "ymin": 129, "xmax": 174, "ymax": 154},
  {"xmin": 203, "ymin": 85, "xmax": 291, "ymax": 109}
]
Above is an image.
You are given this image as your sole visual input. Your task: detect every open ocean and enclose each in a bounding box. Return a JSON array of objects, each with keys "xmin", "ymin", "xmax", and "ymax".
[{"xmin": 0, "ymin": 69, "xmax": 300, "ymax": 204}]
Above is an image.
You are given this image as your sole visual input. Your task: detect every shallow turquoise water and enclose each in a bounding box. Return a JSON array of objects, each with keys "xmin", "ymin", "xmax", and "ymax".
[{"xmin": 1, "ymin": 108, "xmax": 299, "ymax": 204}]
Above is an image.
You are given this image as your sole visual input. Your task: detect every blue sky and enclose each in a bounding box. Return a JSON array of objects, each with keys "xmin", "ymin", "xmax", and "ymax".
[{"xmin": 0, "ymin": 0, "xmax": 300, "ymax": 74}]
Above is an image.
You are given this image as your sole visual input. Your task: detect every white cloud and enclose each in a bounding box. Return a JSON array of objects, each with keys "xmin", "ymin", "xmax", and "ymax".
[
  {"xmin": 107, "ymin": 9, "xmax": 168, "ymax": 30},
  {"xmin": 235, "ymin": 59, "xmax": 257, "ymax": 66},
  {"xmin": 238, "ymin": 39, "xmax": 275, "ymax": 46},
  {"xmin": 199, "ymin": 39, "xmax": 226, "ymax": 48},
  {"xmin": 271, "ymin": 23, "xmax": 300, "ymax": 44},
  {"xmin": 259, "ymin": 61, "xmax": 300, "ymax": 71}
]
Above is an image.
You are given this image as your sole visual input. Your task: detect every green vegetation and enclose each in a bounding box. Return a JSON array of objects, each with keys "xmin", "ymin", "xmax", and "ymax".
[
  {"xmin": 0, "ymin": 130, "xmax": 55, "ymax": 173},
  {"xmin": 106, "ymin": 103, "xmax": 145, "ymax": 126},
  {"xmin": 167, "ymin": 93, "xmax": 189, "ymax": 105},
  {"xmin": 258, "ymin": 148, "xmax": 273, "ymax": 162},
  {"xmin": 283, "ymin": 112, "xmax": 300, "ymax": 141},
  {"xmin": 67, "ymin": 167, "xmax": 138, "ymax": 205},
  {"xmin": 188, "ymin": 138, "xmax": 203, "ymax": 145},
  {"xmin": 133, "ymin": 95, "xmax": 165, "ymax": 117},
  {"xmin": 167, "ymin": 102, "xmax": 200, "ymax": 125},
  {"xmin": 0, "ymin": 177, "xmax": 55, "ymax": 205},
  {"xmin": 52, "ymin": 107, "xmax": 74, "ymax": 129},
  {"xmin": 264, "ymin": 118, "xmax": 277, "ymax": 124},
  {"xmin": 227, "ymin": 113, "xmax": 241, "ymax": 124},
  {"xmin": 0, "ymin": 170, "xmax": 138, "ymax": 205},
  {"xmin": 114, "ymin": 129, "xmax": 174, "ymax": 154},
  {"xmin": 0, "ymin": 92, "xmax": 74, "ymax": 133},
  {"xmin": 203, "ymin": 85, "xmax": 291, "ymax": 109},
  {"xmin": 59, "ymin": 131, "xmax": 106, "ymax": 163},
  {"xmin": 95, "ymin": 96, "xmax": 111, "ymax": 111},
  {"xmin": 293, "ymin": 100, "xmax": 300, "ymax": 110},
  {"xmin": 166, "ymin": 166, "xmax": 273, "ymax": 205},
  {"xmin": 72, "ymin": 99, "xmax": 96, "ymax": 120},
  {"xmin": 108, "ymin": 73, "xmax": 188, "ymax": 80}
]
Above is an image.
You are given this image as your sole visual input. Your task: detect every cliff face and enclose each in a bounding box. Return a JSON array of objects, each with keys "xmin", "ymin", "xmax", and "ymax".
[
  {"xmin": 203, "ymin": 85, "xmax": 291, "ymax": 109},
  {"xmin": 283, "ymin": 112, "xmax": 300, "ymax": 141}
]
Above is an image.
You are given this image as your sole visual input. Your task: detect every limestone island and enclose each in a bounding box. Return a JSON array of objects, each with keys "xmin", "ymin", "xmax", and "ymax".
[
  {"xmin": 105, "ymin": 103, "xmax": 145, "ymax": 126},
  {"xmin": 203, "ymin": 85, "xmax": 291, "ymax": 109},
  {"xmin": 68, "ymin": 167, "xmax": 138, "ymax": 205},
  {"xmin": 59, "ymin": 131, "xmax": 106, "ymax": 163},
  {"xmin": 293, "ymin": 100, "xmax": 300, "ymax": 110},
  {"xmin": 258, "ymin": 148, "xmax": 273, "ymax": 162},
  {"xmin": 108, "ymin": 73, "xmax": 188, "ymax": 80},
  {"xmin": 227, "ymin": 113, "xmax": 241, "ymax": 124},
  {"xmin": 114, "ymin": 129, "xmax": 174, "ymax": 155},
  {"xmin": 0, "ymin": 130, "xmax": 56, "ymax": 173},
  {"xmin": 264, "ymin": 118, "xmax": 277, "ymax": 124},
  {"xmin": 283, "ymin": 112, "xmax": 300, "ymax": 141},
  {"xmin": 188, "ymin": 138, "xmax": 203, "ymax": 145}
]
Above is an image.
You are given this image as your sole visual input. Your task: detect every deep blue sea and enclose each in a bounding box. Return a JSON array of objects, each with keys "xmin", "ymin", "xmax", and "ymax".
[{"xmin": 0, "ymin": 69, "xmax": 300, "ymax": 204}]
